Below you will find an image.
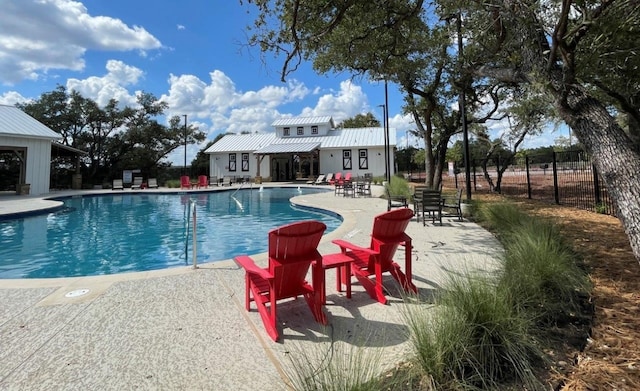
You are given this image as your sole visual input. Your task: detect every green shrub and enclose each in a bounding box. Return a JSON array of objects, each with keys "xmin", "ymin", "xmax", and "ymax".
[
  {"xmin": 403, "ymin": 274, "xmax": 544, "ymax": 390},
  {"xmin": 165, "ymin": 179, "xmax": 180, "ymax": 188},
  {"xmin": 385, "ymin": 175, "xmax": 411, "ymax": 198},
  {"xmin": 284, "ymin": 333, "xmax": 384, "ymax": 391},
  {"xmin": 476, "ymin": 202, "xmax": 531, "ymax": 234},
  {"xmin": 498, "ymin": 218, "xmax": 591, "ymax": 325}
]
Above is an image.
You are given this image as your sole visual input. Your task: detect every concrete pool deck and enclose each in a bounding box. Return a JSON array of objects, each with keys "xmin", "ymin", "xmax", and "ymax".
[{"xmin": 0, "ymin": 184, "xmax": 501, "ymax": 390}]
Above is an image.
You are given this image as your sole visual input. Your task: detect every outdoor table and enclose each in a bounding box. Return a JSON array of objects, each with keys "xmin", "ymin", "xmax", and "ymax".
[{"xmin": 317, "ymin": 252, "xmax": 354, "ymax": 304}]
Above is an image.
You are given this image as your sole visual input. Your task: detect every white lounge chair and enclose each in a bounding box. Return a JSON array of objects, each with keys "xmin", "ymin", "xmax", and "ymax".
[
  {"xmin": 112, "ymin": 179, "xmax": 124, "ymax": 190},
  {"xmin": 131, "ymin": 177, "xmax": 143, "ymax": 190},
  {"xmin": 147, "ymin": 178, "xmax": 159, "ymax": 189},
  {"xmin": 312, "ymin": 174, "xmax": 326, "ymax": 185},
  {"xmin": 324, "ymin": 173, "xmax": 334, "ymax": 185}
]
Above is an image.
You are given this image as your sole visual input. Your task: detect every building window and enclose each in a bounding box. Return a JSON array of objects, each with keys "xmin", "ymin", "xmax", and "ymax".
[
  {"xmin": 297, "ymin": 126, "xmax": 304, "ymax": 135},
  {"xmin": 358, "ymin": 149, "xmax": 368, "ymax": 169},
  {"xmin": 241, "ymin": 153, "xmax": 249, "ymax": 171},
  {"xmin": 229, "ymin": 153, "xmax": 236, "ymax": 172},
  {"xmin": 342, "ymin": 150, "xmax": 352, "ymax": 170},
  {"xmin": 283, "ymin": 127, "xmax": 290, "ymax": 136},
  {"xmin": 311, "ymin": 126, "xmax": 318, "ymax": 135}
]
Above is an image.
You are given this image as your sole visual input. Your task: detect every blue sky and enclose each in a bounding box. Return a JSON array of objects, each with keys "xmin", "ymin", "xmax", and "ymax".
[{"xmin": 0, "ymin": 0, "xmax": 564, "ymax": 164}]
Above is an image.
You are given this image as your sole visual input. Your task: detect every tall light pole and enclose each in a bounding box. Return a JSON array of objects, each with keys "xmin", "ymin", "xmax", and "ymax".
[
  {"xmin": 406, "ymin": 130, "xmax": 411, "ymax": 180},
  {"xmin": 457, "ymin": 13, "xmax": 472, "ymax": 201},
  {"xmin": 183, "ymin": 114, "xmax": 188, "ymax": 175},
  {"xmin": 384, "ymin": 80, "xmax": 391, "ymax": 185},
  {"xmin": 378, "ymin": 103, "xmax": 389, "ymax": 184}
]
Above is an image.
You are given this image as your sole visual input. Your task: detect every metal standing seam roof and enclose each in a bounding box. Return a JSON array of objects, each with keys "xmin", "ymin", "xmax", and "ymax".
[
  {"xmin": 271, "ymin": 116, "xmax": 334, "ymax": 127},
  {"xmin": 204, "ymin": 127, "xmax": 396, "ymax": 154},
  {"xmin": 0, "ymin": 105, "xmax": 61, "ymax": 140},
  {"xmin": 253, "ymin": 142, "xmax": 321, "ymax": 154},
  {"xmin": 204, "ymin": 133, "xmax": 277, "ymax": 153}
]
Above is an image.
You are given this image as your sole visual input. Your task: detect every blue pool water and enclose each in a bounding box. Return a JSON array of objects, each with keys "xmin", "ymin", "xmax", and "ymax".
[{"xmin": 0, "ymin": 188, "xmax": 341, "ymax": 279}]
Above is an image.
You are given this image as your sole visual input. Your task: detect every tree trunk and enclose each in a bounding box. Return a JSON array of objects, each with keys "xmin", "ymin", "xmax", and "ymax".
[{"xmin": 557, "ymin": 86, "xmax": 640, "ymax": 262}]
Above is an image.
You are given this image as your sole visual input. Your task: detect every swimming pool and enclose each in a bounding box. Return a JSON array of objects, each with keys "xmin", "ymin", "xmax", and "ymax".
[{"xmin": 0, "ymin": 188, "xmax": 341, "ymax": 279}]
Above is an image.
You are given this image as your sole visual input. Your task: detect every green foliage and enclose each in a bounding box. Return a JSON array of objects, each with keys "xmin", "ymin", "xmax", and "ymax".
[
  {"xmin": 403, "ymin": 274, "xmax": 544, "ymax": 390},
  {"xmin": 499, "ymin": 219, "xmax": 592, "ymax": 325},
  {"xmin": 164, "ymin": 179, "xmax": 181, "ymax": 188},
  {"xmin": 338, "ymin": 113, "xmax": 381, "ymax": 128},
  {"xmin": 385, "ymin": 175, "xmax": 411, "ymax": 198},
  {"xmin": 190, "ymin": 140, "xmax": 215, "ymax": 175},
  {"xmin": 284, "ymin": 331, "xmax": 385, "ymax": 391},
  {"xmin": 19, "ymin": 87, "xmax": 206, "ymax": 185},
  {"xmin": 399, "ymin": 201, "xmax": 590, "ymax": 389},
  {"xmin": 595, "ymin": 202, "xmax": 607, "ymax": 214}
]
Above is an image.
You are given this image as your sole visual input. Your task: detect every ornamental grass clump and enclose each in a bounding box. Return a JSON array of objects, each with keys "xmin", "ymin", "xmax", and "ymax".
[
  {"xmin": 498, "ymin": 217, "xmax": 591, "ymax": 326},
  {"xmin": 402, "ymin": 274, "xmax": 545, "ymax": 390},
  {"xmin": 284, "ymin": 331, "xmax": 385, "ymax": 391}
]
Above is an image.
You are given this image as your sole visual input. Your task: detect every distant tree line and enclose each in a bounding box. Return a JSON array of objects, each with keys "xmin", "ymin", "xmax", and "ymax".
[{"xmin": 18, "ymin": 85, "xmax": 205, "ymax": 186}]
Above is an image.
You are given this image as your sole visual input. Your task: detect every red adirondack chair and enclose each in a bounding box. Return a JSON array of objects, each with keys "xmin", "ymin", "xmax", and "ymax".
[
  {"xmin": 330, "ymin": 208, "xmax": 417, "ymax": 304},
  {"xmin": 197, "ymin": 175, "xmax": 208, "ymax": 188},
  {"xmin": 329, "ymin": 172, "xmax": 342, "ymax": 185},
  {"xmin": 180, "ymin": 175, "xmax": 191, "ymax": 189},
  {"xmin": 234, "ymin": 220, "xmax": 328, "ymax": 341},
  {"xmin": 342, "ymin": 172, "xmax": 352, "ymax": 184}
]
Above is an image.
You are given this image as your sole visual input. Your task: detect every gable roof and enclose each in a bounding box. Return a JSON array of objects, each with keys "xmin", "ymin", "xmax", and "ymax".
[
  {"xmin": 271, "ymin": 116, "xmax": 334, "ymax": 128},
  {"xmin": 205, "ymin": 133, "xmax": 277, "ymax": 153},
  {"xmin": 204, "ymin": 127, "xmax": 396, "ymax": 154},
  {"xmin": 0, "ymin": 105, "xmax": 61, "ymax": 140}
]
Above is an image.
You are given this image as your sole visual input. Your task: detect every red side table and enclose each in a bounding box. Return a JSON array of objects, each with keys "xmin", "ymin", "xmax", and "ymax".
[{"xmin": 318, "ymin": 252, "xmax": 354, "ymax": 304}]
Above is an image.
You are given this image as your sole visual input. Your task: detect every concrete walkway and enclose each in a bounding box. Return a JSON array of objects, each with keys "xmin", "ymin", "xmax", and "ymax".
[{"xmin": 0, "ymin": 185, "xmax": 501, "ymax": 390}]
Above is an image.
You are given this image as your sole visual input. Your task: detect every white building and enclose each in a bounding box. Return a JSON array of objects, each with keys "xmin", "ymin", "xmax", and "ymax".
[
  {"xmin": 0, "ymin": 105, "xmax": 62, "ymax": 195},
  {"xmin": 205, "ymin": 116, "xmax": 395, "ymax": 181}
]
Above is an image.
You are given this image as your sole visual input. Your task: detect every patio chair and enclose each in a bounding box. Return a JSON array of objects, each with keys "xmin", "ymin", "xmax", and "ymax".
[
  {"xmin": 310, "ymin": 174, "xmax": 326, "ymax": 185},
  {"xmin": 131, "ymin": 176, "xmax": 143, "ymax": 190},
  {"xmin": 329, "ymin": 208, "xmax": 417, "ymax": 304},
  {"xmin": 234, "ymin": 220, "xmax": 328, "ymax": 341},
  {"xmin": 147, "ymin": 178, "xmax": 159, "ymax": 189},
  {"xmin": 325, "ymin": 173, "xmax": 334, "ymax": 185},
  {"xmin": 221, "ymin": 176, "xmax": 231, "ymax": 186},
  {"xmin": 112, "ymin": 179, "xmax": 124, "ymax": 190},
  {"xmin": 356, "ymin": 178, "xmax": 372, "ymax": 197},
  {"xmin": 385, "ymin": 186, "xmax": 408, "ymax": 208},
  {"xmin": 180, "ymin": 176, "xmax": 191, "ymax": 189},
  {"xmin": 209, "ymin": 176, "xmax": 218, "ymax": 187},
  {"xmin": 416, "ymin": 188, "xmax": 443, "ymax": 226},
  {"xmin": 329, "ymin": 172, "xmax": 342, "ymax": 185},
  {"xmin": 442, "ymin": 188, "xmax": 463, "ymax": 221},
  {"xmin": 197, "ymin": 175, "xmax": 209, "ymax": 188}
]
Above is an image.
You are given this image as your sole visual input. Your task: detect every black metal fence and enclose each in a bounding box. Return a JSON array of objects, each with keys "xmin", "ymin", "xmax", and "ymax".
[{"xmin": 441, "ymin": 150, "xmax": 616, "ymax": 216}]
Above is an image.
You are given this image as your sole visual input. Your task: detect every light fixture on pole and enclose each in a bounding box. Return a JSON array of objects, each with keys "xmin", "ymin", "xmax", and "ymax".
[
  {"xmin": 183, "ymin": 115, "xmax": 188, "ymax": 175},
  {"xmin": 457, "ymin": 13, "xmax": 472, "ymax": 202}
]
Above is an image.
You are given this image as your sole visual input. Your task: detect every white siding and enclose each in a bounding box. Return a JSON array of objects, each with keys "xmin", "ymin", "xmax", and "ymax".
[{"xmin": 0, "ymin": 135, "xmax": 53, "ymax": 195}]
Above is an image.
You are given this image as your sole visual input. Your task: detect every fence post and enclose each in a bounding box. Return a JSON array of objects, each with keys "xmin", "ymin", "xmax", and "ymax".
[
  {"xmin": 593, "ymin": 163, "xmax": 601, "ymax": 206},
  {"xmin": 552, "ymin": 151, "xmax": 560, "ymax": 204},
  {"xmin": 525, "ymin": 155, "xmax": 532, "ymax": 199},
  {"xmin": 473, "ymin": 162, "xmax": 477, "ymax": 191},
  {"xmin": 496, "ymin": 155, "xmax": 501, "ymax": 194}
]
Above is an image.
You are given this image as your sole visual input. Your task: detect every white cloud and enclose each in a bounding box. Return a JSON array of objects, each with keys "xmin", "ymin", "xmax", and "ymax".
[
  {"xmin": 66, "ymin": 60, "xmax": 142, "ymax": 107},
  {"xmin": 299, "ymin": 80, "xmax": 368, "ymax": 123},
  {"xmin": 0, "ymin": 91, "xmax": 29, "ymax": 106},
  {"xmin": 161, "ymin": 70, "xmax": 313, "ymax": 139},
  {"xmin": 0, "ymin": 0, "xmax": 161, "ymax": 84}
]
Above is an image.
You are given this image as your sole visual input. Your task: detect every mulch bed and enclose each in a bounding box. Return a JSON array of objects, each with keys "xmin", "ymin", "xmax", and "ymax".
[{"xmin": 475, "ymin": 194, "xmax": 640, "ymax": 390}]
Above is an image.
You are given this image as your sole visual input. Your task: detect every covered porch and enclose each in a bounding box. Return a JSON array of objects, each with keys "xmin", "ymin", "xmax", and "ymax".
[{"xmin": 253, "ymin": 142, "xmax": 321, "ymax": 182}]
